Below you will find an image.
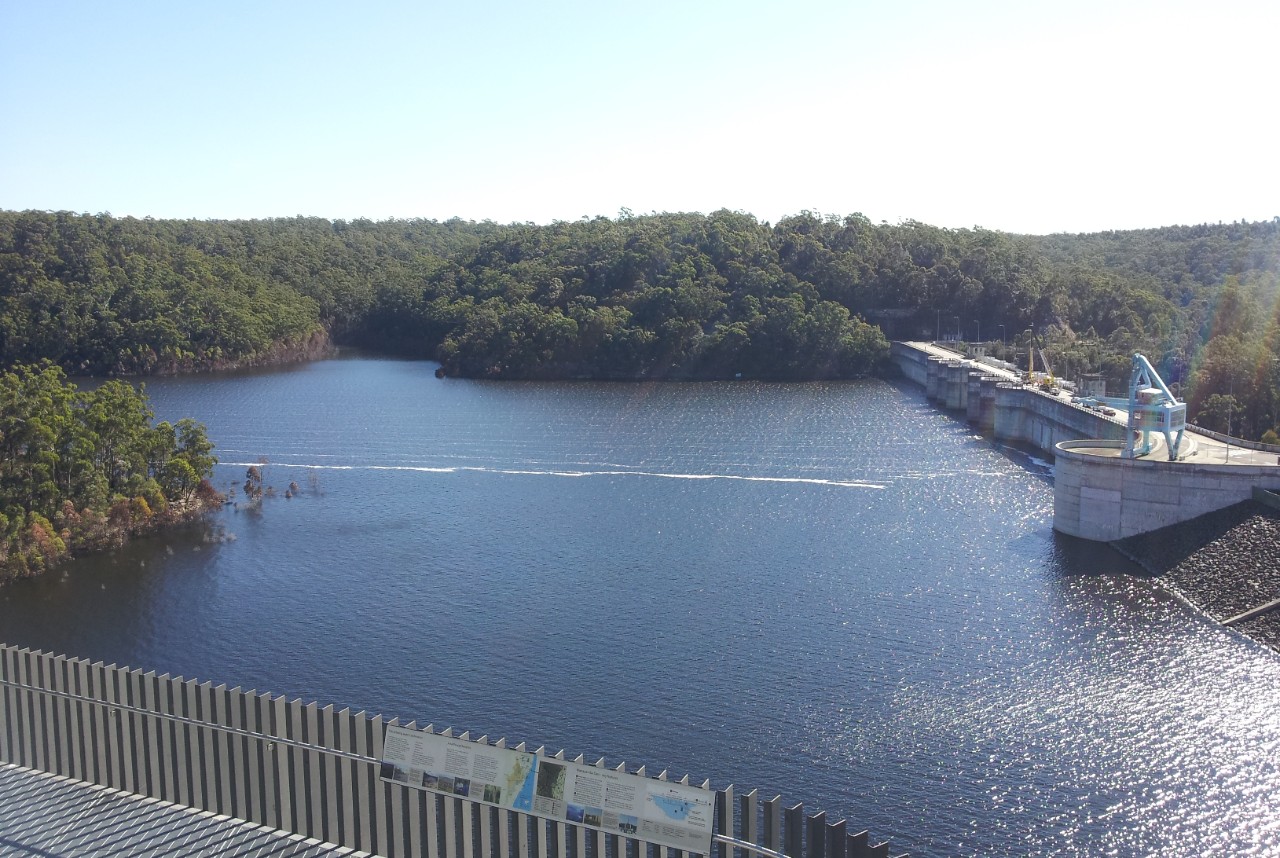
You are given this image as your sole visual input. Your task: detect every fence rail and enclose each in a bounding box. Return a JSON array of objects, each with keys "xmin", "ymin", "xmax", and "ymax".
[{"xmin": 0, "ymin": 645, "xmax": 903, "ymax": 858}]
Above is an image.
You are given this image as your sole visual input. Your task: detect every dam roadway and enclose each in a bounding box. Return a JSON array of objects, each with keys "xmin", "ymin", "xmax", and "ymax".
[{"xmin": 891, "ymin": 341, "xmax": 1280, "ymax": 541}]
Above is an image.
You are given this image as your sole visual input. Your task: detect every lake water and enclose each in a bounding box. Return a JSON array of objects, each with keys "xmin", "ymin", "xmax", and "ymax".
[{"xmin": 2, "ymin": 355, "xmax": 1279, "ymax": 857}]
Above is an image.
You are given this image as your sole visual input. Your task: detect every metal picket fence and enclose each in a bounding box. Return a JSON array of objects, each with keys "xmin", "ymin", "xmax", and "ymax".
[{"xmin": 0, "ymin": 645, "xmax": 903, "ymax": 858}]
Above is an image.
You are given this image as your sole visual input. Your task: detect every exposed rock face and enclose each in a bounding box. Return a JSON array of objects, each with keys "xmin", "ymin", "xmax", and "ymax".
[{"xmin": 1114, "ymin": 500, "xmax": 1280, "ymax": 649}]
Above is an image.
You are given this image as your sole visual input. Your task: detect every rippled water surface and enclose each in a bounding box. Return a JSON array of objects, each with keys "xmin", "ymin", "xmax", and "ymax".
[{"xmin": 3, "ymin": 355, "xmax": 1279, "ymax": 856}]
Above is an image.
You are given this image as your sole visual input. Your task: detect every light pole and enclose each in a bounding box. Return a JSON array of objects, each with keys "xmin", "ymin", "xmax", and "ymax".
[
  {"xmin": 999, "ymin": 324, "xmax": 1006, "ymax": 344},
  {"xmin": 1228, "ymin": 378, "xmax": 1235, "ymax": 438},
  {"xmin": 936, "ymin": 309, "xmax": 941, "ymax": 343},
  {"xmin": 1226, "ymin": 378, "xmax": 1234, "ymax": 461},
  {"xmin": 954, "ymin": 316, "xmax": 960, "ymax": 342},
  {"xmin": 973, "ymin": 319, "xmax": 980, "ymax": 343}
]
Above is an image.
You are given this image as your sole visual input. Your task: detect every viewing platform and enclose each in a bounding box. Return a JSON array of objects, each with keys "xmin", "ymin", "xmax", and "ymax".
[
  {"xmin": 0, "ymin": 646, "xmax": 906, "ymax": 858},
  {"xmin": 0, "ymin": 763, "xmax": 364, "ymax": 857}
]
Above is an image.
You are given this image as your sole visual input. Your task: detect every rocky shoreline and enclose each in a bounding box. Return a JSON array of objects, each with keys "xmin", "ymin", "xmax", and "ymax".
[{"xmin": 1113, "ymin": 498, "xmax": 1280, "ymax": 651}]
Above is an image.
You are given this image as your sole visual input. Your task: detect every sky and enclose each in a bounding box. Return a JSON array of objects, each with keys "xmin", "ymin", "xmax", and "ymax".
[{"xmin": 1, "ymin": 0, "xmax": 1276, "ymax": 235}]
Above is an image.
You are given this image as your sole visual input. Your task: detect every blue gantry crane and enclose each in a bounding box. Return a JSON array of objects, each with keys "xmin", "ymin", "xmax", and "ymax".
[{"xmin": 1122, "ymin": 353, "xmax": 1186, "ymax": 460}]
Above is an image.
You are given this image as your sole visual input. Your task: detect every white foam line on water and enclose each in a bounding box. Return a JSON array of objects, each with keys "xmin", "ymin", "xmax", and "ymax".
[{"xmin": 220, "ymin": 461, "xmax": 887, "ymax": 489}]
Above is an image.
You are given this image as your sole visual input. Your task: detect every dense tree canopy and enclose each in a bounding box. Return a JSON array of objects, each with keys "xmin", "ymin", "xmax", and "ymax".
[
  {"xmin": 3, "ymin": 209, "xmax": 1280, "ymax": 434},
  {"xmin": 0, "ymin": 362, "xmax": 218, "ymax": 582}
]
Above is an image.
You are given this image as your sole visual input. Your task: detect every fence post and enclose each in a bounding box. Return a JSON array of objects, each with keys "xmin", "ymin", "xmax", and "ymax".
[
  {"xmin": 72, "ymin": 658, "xmax": 94, "ymax": 781},
  {"xmin": 714, "ymin": 785, "xmax": 732, "ymax": 858},
  {"xmin": 213, "ymin": 684, "xmax": 235, "ymax": 816},
  {"xmin": 234, "ymin": 686, "xmax": 255, "ymax": 821},
  {"xmin": 181, "ymin": 679, "xmax": 202, "ymax": 810},
  {"xmin": 381, "ymin": 718, "xmax": 404, "ymax": 858},
  {"xmin": 170, "ymin": 674, "xmax": 191, "ymax": 806},
  {"xmin": 123, "ymin": 666, "xmax": 147, "ymax": 794},
  {"xmin": 140, "ymin": 670, "xmax": 163, "ymax": 800},
  {"xmin": 592, "ymin": 757, "xmax": 608, "ymax": 858},
  {"xmin": 250, "ymin": 692, "xmax": 274, "ymax": 829},
  {"xmin": 607, "ymin": 761, "xmax": 627, "ymax": 858},
  {"xmin": 825, "ymin": 819, "xmax": 846, "ymax": 858},
  {"xmin": 334, "ymin": 707, "xmax": 356, "ymax": 848},
  {"xmin": 762, "ymin": 796, "xmax": 782, "ymax": 854},
  {"xmin": 18, "ymin": 649, "xmax": 40, "ymax": 770},
  {"xmin": 127, "ymin": 669, "xmax": 150, "ymax": 795},
  {"xmin": 423, "ymin": 727, "xmax": 442, "ymax": 858},
  {"xmin": 323, "ymin": 704, "xmax": 343, "ymax": 845},
  {"xmin": 303, "ymin": 700, "xmax": 323, "ymax": 840},
  {"xmin": 192, "ymin": 681, "xmax": 215, "ymax": 809},
  {"xmin": 371, "ymin": 714, "xmax": 391, "ymax": 857},
  {"xmin": 554, "ymin": 750, "xmax": 568, "ymax": 858},
  {"xmin": 357, "ymin": 712, "xmax": 377, "ymax": 853},
  {"xmin": 784, "ymin": 804, "xmax": 803, "ymax": 858},
  {"xmin": 155, "ymin": 673, "xmax": 177, "ymax": 803},
  {"xmin": 516, "ymin": 803, "xmax": 533, "ymax": 858},
  {"xmin": 805, "ymin": 812, "xmax": 826, "ymax": 858},
  {"xmin": 273, "ymin": 696, "xmax": 293, "ymax": 834},
  {"xmin": 461, "ymin": 731, "xmax": 477, "ymax": 858},
  {"xmin": 0, "ymin": 647, "xmax": 13, "ymax": 763},
  {"xmin": 99, "ymin": 662, "xmax": 123, "ymax": 789},
  {"xmin": 738, "ymin": 789, "xmax": 758, "ymax": 858},
  {"xmin": 44, "ymin": 652, "xmax": 70, "ymax": 778}
]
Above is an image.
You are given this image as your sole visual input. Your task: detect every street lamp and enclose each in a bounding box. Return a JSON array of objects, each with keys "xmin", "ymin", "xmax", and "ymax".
[
  {"xmin": 954, "ymin": 316, "xmax": 960, "ymax": 341},
  {"xmin": 936, "ymin": 309, "xmax": 941, "ymax": 342},
  {"xmin": 973, "ymin": 320, "xmax": 980, "ymax": 343},
  {"xmin": 999, "ymin": 324, "xmax": 1006, "ymax": 344}
]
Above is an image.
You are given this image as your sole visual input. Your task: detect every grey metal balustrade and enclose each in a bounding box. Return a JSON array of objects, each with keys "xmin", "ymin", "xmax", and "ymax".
[{"xmin": 0, "ymin": 645, "xmax": 903, "ymax": 858}]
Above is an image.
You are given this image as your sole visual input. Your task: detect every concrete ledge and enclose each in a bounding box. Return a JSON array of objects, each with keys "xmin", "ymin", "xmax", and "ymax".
[{"xmin": 1055, "ymin": 441, "xmax": 1280, "ymax": 540}]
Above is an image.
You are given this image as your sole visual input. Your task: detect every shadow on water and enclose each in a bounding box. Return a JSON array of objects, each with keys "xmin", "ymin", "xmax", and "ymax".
[
  {"xmin": 0, "ymin": 519, "xmax": 229, "ymax": 659},
  {"xmin": 884, "ymin": 375, "xmax": 1058, "ymax": 484},
  {"xmin": 1050, "ymin": 529, "xmax": 1154, "ymax": 578},
  {"xmin": 988, "ymin": 440, "xmax": 1055, "ymax": 483}
]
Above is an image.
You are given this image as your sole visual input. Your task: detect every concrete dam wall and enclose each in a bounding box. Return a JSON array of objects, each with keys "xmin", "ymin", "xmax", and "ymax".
[
  {"xmin": 890, "ymin": 341, "xmax": 1127, "ymax": 454},
  {"xmin": 889, "ymin": 341, "xmax": 1280, "ymax": 541}
]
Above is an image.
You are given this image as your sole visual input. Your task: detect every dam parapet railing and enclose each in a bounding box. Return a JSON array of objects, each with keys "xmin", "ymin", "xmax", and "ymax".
[
  {"xmin": 1186, "ymin": 423, "xmax": 1280, "ymax": 456},
  {"xmin": 0, "ymin": 644, "xmax": 905, "ymax": 858}
]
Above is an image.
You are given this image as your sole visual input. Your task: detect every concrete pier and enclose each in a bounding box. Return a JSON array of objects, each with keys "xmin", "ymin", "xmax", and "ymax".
[{"xmin": 891, "ymin": 341, "xmax": 1127, "ymax": 454}]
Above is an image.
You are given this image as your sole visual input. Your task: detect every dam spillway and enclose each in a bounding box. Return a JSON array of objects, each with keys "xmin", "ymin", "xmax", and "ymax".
[{"xmin": 891, "ymin": 341, "xmax": 1280, "ymax": 541}]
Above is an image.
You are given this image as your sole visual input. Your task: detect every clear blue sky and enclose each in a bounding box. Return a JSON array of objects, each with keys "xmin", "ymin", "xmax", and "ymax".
[{"xmin": 2, "ymin": 0, "xmax": 1275, "ymax": 234}]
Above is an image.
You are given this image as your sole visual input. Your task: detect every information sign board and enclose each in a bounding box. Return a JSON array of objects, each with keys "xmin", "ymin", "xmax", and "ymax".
[{"xmin": 380, "ymin": 725, "xmax": 715, "ymax": 853}]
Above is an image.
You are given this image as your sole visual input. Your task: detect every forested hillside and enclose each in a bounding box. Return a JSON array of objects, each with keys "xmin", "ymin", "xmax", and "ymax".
[{"xmin": 3, "ymin": 209, "xmax": 1279, "ymax": 437}]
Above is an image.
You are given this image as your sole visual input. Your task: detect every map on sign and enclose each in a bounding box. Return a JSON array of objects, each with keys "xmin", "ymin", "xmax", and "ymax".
[
  {"xmin": 379, "ymin": 725, "xmax": 715, "ymax": 853},
  {"xmin": 650, "ymin": 793, "xmax": 696, "ymax": 820},
  {"xmin": 506, "ymin": 752, "xmax": 536, "ymax": 811}
]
